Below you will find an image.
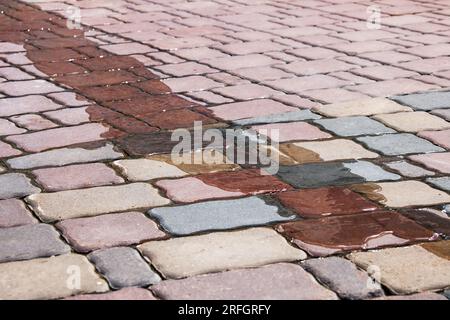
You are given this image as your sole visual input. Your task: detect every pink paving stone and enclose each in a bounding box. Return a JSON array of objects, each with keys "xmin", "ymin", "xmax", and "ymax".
[
  {"xmin": 155, "ymin": 62, "xmax": 217, "ymax": 77},
  {"xmin": 399, "ymin": 57, "xmax": 450, "ymax": 74},
  {"xmin": 162, "ymin": 76, "xmax": 223, "ymax": 93},
  {"xmin": 401, "ymin": 44, "xmax": 450, "ymax": 59},
  {"xmin": 174, "ymin": 47, "xmax": 227, "ymax": 60},
  {"xmin": 32, "ymin": 163, "xmax": 124, "ymax": 192},
  {"xmin": 348, "ymin": 79, "xmax": 438, "ymax": 97},
  {"xmin": 352, "ymin": 65, "xmax": 419, "ymax": 81},
  {"xmin": 274, "ymin": 95, "xmax": 320, "ymax": 109},
  {"xmin": 418, "ymin": 130, "xmax": 450, "ymax": 149},
  {"xmin": 382, "ymin": 14, "xmax": 431, "ymax": 26},
  {"xmin": 216, "ymin": 41, "xmax": 287, "ymax": 55},
  {"xmin": 302, "ymin": 88, "xmax": 369, "ymax": 103},
  {"xmin": 56, "ymin": 212, "xmax": 166, "ymax": 252},
  {"xmin": 44, "ymin": 107, "xmax": 91, "ymax": 125},
  {"xmin": 232, "ymin": 66, "xmax": 293, "ymax": 82},
  {"xmin": 0, "ymin": 140, "xmax": 21, "ymax": 158},
  {"xmin": 0, "ymin": 198, "xmax": 37, "ymax": 228},
  {"xmin": 277, "ymin": 59, "xmax": 357, "ymax": 76},
  {"xmin": 360, "ymin": 51, "xmax": 419, "ymax": 64},
  {"xmin": 329, "ymin": 41, "xmax": 399, "ymax": 54},
  {"xmin": 203, "ymin": 54, "xmax": 278, "ymax": 71},
  {"xmin": 0, "ymin": 79, "xmax": 63, "ymax": 96},
  {"xmin": 0, "ymin": 67, "xmax": 34, "ymax": 80},
  {"xmin": 65, "ymin": 287, "xmax": 157, "ymax": 300},
  {"xmin": 251, "ymin": 122, "xmax": 331, "ymax": 142},
  {"xmin": 335, "ymin": 30, "xmax": 398, "ymax": 42},
  {"xmin": 0, "ymin": 119, "xmax": 26, "ymax": 135},
  {"xmin": 212, "ymin": 83, "xmax": 281, "ymax": 100},
  {"xmin": 329, "ymin": 72, "xmax": 375, "ymax": 85},
  {"xmin": 209, "ymin": 99, "xmax": 297, "ymax": 121},
  {"xmin": 10, "ymin": 114, "xmax": 57, "ymax": 131},
  {"xmin": 0, "ymin": 95, "xmax": 62, "ymax": 117},
  {"xmin": 287, "ymin": 47, "xmax": 344, "ymax": 60},
  {"xmin": 48, "ymin": 92, "xmax": 91, "ymax": 107},
  {"xmin": 409, "ymin": 153, "xmax": 450, "ymax": 174},
  {"xmin": 100, "ymin": 43, "xmax": 154, "ymax": 55},
  {"xmin": 6, "ymin": 123, "xmax": 116, "ymax": 152},
  {"xmin": 188, "ymin": 91, "xmax": 233, "ymax": 104},
  {"xmin": 265, "ymin": 75, "xmax": 351, "ymax": 94},
  {"xmin": 149, "ymin": 37, "xmax": 217, "ymax": 50}
]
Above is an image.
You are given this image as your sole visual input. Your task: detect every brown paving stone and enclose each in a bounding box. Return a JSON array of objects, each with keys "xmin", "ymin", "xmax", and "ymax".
[{"xmin": 401, "ymin": 209, "xmax": 450, "ymax": 238}]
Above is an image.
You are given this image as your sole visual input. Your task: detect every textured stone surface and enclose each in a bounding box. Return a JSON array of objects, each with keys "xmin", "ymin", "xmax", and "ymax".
[
  {"xmin": 314, "ymin": 98, "xmax": 412, "ymax": 117},
  {"xmin": 427, "ymin": 177, "xmax": 450, "ymax": 192},
  {"xmin": 419, "ymin": 129, "xmax": 450, "ymax": 149},
  {"xmin": 0, "ymin": 198, "xmax": 36, "ymax": 228},
  {"xmin": 113, "ymin": 159, "xmax": 187, "ymax": 181},
  {"xmin": 409, "ymin": 152, "xmax": 450, "ymax": 174},
  {"xmin": 26, "ymin": 183, "xmax": 170, "ymax": 222},
  {"xmin": 56, "ymin": 212, "xmax": 166, "ymax": 252},
  {"xmin": 391, "ymin": 91, "xmax": 450, "ymax": 110},
  {"xmin": 402, "ymin": 209, "xmax": 450, "ymax": 237},
  {"xmin": 0, "ymin": 140, "xmax": 21, "ymax": 158},
  {"xmin": 152, "ymin": 263, "xmax": 337, "ymax": 300},
  {"xmin": 139, "ymin": 228, "xmax": 306, "ymax": 278},
  {"xmin": 251, "ymin": 122, "xmax": 331, "ymax": 142},
  {"xmin": 0, "ymin": 95, "xmax": 62, "ymax": 117},
  {"xmin": 385, "ymin": 161, "xmax": 435, "ymax": 178},
  {"xmin": 0, "ymin": 118, "xmax": 26, "ymax": 135},
  {"xmin": 0, "ymin": 223, "xmax": 70, "ymax": 263},
  {"xmin": 314, "ymin": 116, "xmax": 395, "ymax": 137},
  {"xmin": 357, "ymin": 134, "xmax": 444, "ymax": 156},
  {"xmin": 343, "ymin": 161, "xmax": 401, "ymax": 181},
  {"xmin": 349, "ymin": 242, "xmax": 450, "ymax": 294},
  {"xmin": 88, "ymin": 247, "xmax": 160, "ymax": 289},
  {"xmin": 373, "ymin": 112, "xmax": 450, "ymax": 132},
  {"xmin": 302, "ymin": 257, "xmax": 383, "ymax": 299},
  {"xmin": 233, "ymin": 110, "xmax": 320, "ymax": 126},
  {"xmin": 432, "ymin": 109, "xmax": 450, "ymax": 121},
  {"xmin": 0, "ymin": 173, "xmax": 40, "ymax": 200},
  {"xmin": 65, "ymin": 287, "xmax": 157, "ymax": 300},
  {"xmin": 0, "ymin": 254, "xmax": 108, "ymax": 300},
  {"xmin": 149, "ymin": 196, "xmax": 296, "ymax": 235}
]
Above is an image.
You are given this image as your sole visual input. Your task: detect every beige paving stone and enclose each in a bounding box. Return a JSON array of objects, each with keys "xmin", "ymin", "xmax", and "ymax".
[
  {"xmin": 348, "ymin": 242, "xmax": 450, "ymax": 294},
  {"xmin": 26, "ymin": 183, "xmax": 170, "ymax": 222},
  {"xmin": 351, "ymin": 180, "xmax": 450, "ymax": 208},
  {"xmin": 113, "ymin": 159, "xmax": 188, "ymax": 181},
  {"xmin": 0, "ymin": 254, "xmax": 108, "ymax": 300},
  {"xmin": 138, "ymin": 228, "xmax": 306, "ymax": 279},
  {"xmin": 314, "ymin": 97, "xmax": 412, "ymax": 117},
  {"xmin": 373, "ymin": 112, "xmax": 450, "ymax": 132}
]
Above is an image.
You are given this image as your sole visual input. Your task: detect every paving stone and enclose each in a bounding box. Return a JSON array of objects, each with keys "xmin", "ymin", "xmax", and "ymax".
[
  {"xmin": 0, "ymin": 223, "xmax": 70, "ymax": 263},
  {"xmin": 88, "ymin": 247, "xmax": 160, "ymax": 289},
  {"xmin": 302, "ymin": 257, "xmax": 383, "ymax": 299},
  {"xmin": 391, "ymin": 91, "xmax": 450, "ymax": 110},
  {"xmin": 427, "ymin": 177, "xmax": 450, "ymax": 192},
  {"xmin": 418, "ymin": 129, "xmax": 450, "ymax": 149},
  {"xmin": 113, "ymin": 159, "xmax": 187, "ymax": 181},
  {"xmin": 401, "ymin": 209, "xmax": 450, "ymax": 237},
  {"xmin": 0, "ymin": 118, "xmax": 26, "ymax": 135},
  {"xmin": 0, "ymin": 198, "xmax": 36, "ymax": 228},
  {"xmin": 277, "ymin": 162, "xmax": 366, "ymax": 188},
  {"xmin": 352, "ymin": 65, "xmax": 418, "ymax": 81},
  {"xmin": 352, "ymin": 181, "xmax": 450, "ymax": 208},
  {"xmin": 0, "ymin": 140, "xmax": 22, "ymax": 158},
  {"xmin": 26, "ymin": 183, "xmax": 170, "ymax": 222},
  {"xmin": 203, "ymin": 54, "xmax": 277, "ymax": 70},
  {"xmin": 138, "ymin": 228, "xmax": 305, "ymax": 279},
  {"xmin": 149, "ymin": 196, "xmax": 296, "ymax": 236},
  {"xmin": 348, "ymin": 79, "xmax": 438, "ymax": 97},
  {"xmin": 162, "ymin": 75, "xmax": 222, "ymax": 92},
  {"xmin": 0, "ymin": 253, "xmax": 108, "ymax": 300},
  {"xmin": 314, "ymin": 116, "xmax": 396, "ymax": 137},
  {"xmin": 0, "ymin": 95, "xmax": 62, "ymax": 117},
  {"xmin": 343, "ymin": 161, "xmax": 401, "ymax": 181},
  {"xmin": 65, "ymin": 287, "xmax": 157, "ymax": 300},
  {"xmin": 0, "ymin": 173, "xmax": 40, "ymax": 200},
  {"xmin": 348, "ymin": 242, "xmax": 450, "ymax": 294},
  {"xmin": 265, "ymin": 74, "xmax": 350, "ymax": 94},
  {"xmin": 431, "ymin": 109, "xmax": 450, "ymax": 121},
  {"xmin": 152, "ymin": 263, "xmax": 337, "ymax": 300},
  {"xmin": 251, "ymin": 122, "xmax": 331, "ymax": 142},
  {"xmin": 56, "ymin": 212, "xmax": 165, "ymax": 253},
  {"xmin": 314, "ymin": 98, "xmax": 412, "ymax": 117},
  {"xmin": 409, "ymin": 152, "xmax": 450, "ymax": 174},
  {"xmin": 0, "ymin": 79, "xmax": 63, "ymax": 96},
  {"xmin": 7, "ymin": 143, "xmax": 123, "ymax": 169},
  {"xmin": 357, "ymin": 133, "xmax": 444, "ymax": 156},
  {"xmin": 276, "ymin": 211, "xmax": 435, "ymax": 257},
  {"xmin": 156, "ymin": 169, "xmax": 291, "ymax": 203},
  {"xmin": 233, "ymin": 110, "xmax": 321, "ymax": 126},
  {"xmin": 373, "ymin": 112, "xmax": 450, "ymax": 132},
  {"xmin": 385, "ymin": 160, "xmax": 435, "ymax": 178},
  {"xmin": 276, "ymin": 187, "xmax": 380, "ymax": 218},
  {"xmin": 374, "ymin": 293, "xmax": 447, "ymax": 300},
  {"xmin": 44, "ymin": 107, "xmax": 91, "ymax": 125},
  {"xmin": 33, "ymin": 163, "xmax": 123, "ymax": 191},
  {"xmin": 48, "ymin": 92, "xmax": 90, "ymax": 107}
]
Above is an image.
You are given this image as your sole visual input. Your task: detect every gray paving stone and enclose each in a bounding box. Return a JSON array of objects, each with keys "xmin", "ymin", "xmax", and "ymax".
[
  {"xmin": 427, "ymin": 177, "xmax": 450, "ymax": 192},
  {"xmin": 0, "ymin": 198, "xmax": 37, "ymax": 228},
  {"xmin": 444, "ymin": 289, "xmax": 450, "ymax": 299},
  {"xmin": 233, "ymin": 110, "xmax": 321, "ymax": 126},
  {"xmin": 385, "ymin": 160, "xmax": 435, "ymax": 178},
  {"xmin": 0, "ymin": 224, "xmax": 70, "ymax": 263},
  {"xmin": 357, "ymin": 133, "xmax": 444, "ymax": 156},
  {"xmin": 277, "ymin": 162, "xmax": 366, "ymax": 188},
  {"xmin": 149, "ymin": 196, "xmax": 296, "ymax": 236},
  {"xmin": 314, "ymin": 116, "xmax": 395, "ymax": 137},
  {"xmin": 7, "ymin": 143, "xmax": 122, "ymax": 169},
  {"xmin": 88, "ymin": 247, "xmax": 161, "ymax": 289},
  {"xmin": 302, "ymin": 257, "xmax": 384, "ymax": 300},
  {"xmin": 0, "ymin": 173, "xmax": 40, "ymax": 199},
  {"xmin": 431, "ymin": 109, "xmax": 450, "ymax": 121},
  {"xmin": 445, "ymin": 204, "xmax": 450, "ymax": 215},
  {"xmin": 343, "ymin": 161, "xmax": 401, "ymax": 181},
  {"xmin": 391, "ymin": 91, "xmax": 450, "ymax": 110}
]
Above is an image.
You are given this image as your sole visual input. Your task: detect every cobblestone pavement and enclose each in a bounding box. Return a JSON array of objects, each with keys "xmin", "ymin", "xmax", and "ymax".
[{"xmin": 0, "ymin": 0, "xmax": 450, "ymax": 300}]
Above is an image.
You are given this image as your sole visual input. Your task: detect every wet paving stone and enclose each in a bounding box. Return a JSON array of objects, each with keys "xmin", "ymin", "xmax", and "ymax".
[
  {"xmin": 276, "ymin": 211, "xmax": 436, "ymax": 257},
  {"xmin": 7, "ymin": 143, "xmax": 123, "ymax": 169},
  {"xmin": 138, "ymin": 228, "xmax": 306, "ymax": 279},
  {"xmin": 65, "ymin": 287, "xmax": 157, "ymax": 300},
  {"xmin": 33, "ymin": 163, "xmax": 124, "ymax": 191},
  {"xmin": 88, "ymin": 247, "xmax": 161, "ymax": 289},
  {"xmin": 0, "ymin": 223, "xmax": 70, "ymax": 263},
  {"xmin": 156, "ymin": 169, "xmax": 292, "ymax": 203},
  {"xmin": 0, "ymin": 95, "xmax": 62, "ymax": 117},
  {"xmin": 277, "ymin": 162, "xmax": 366, "ymax": 188},
  {"xmin": 0, "ymin": 254, "xmax": 108, "ymax": 300},
  {"xmin": 427, "ymin": 177, "xmax": 450, "ymax": 192},
  {"xmin": 342, "ymin": 161, "xmax": 401, "ymax": 181},
  {"xmin": 385, "ymin": 160, "xmax": 435, "ymax": 178},
  {"xmin": 56, "ymin": 212, "xmax": 166, "ymax": 253},
  {"xmin": 149, "ymin": 196, "xmax": 296, "ymax": 236},
  {"xmin": 275, "ymin": 187, "xmax": 381, "ymax": 218},
  {"xmin": 418, "ymin": 129, "xmax": 450, "ymax": 149},
  {"xmin": 349, "ymin": 242, "xmax": 450, "ymax": 294},
  {"xmin": 0, "ymin": 198, "xmax": 36, "ymax": 228},
  {"xmin": 391, "ymin": 91, "xmax": 450, "ymax": 110},
  {"xmin": 401, "ymin": 209, "xmax": 450, "ymax": 238},
  {"xmin": 251, "ymin": 122, "xmax": 331, "ymax": 142},
  {"xmin": 373, "ymin": 112, "xmax": 450, "ymax": 132},
  {"xmin": 352, "ymin": 181, "xmax": 450, "ymax": 208},
  {"xmin": 409, "ymin": 152, "xmax": 450, "ymax": 174},
  {"xmin": 152, "ymin": 263, "xmax": 337, "ymax": 300},
  {"xmin": 113, "ymin": 159, "xmax": 188, "ymax": 181},
  {"xmin": 314, "ymin": 116, "xmax": 395, "ymax": 136},
  {"xmin": 26, "ymin": 183, "xmax": 170, "ymax": 222},
  {"xmin": 302, "ymin": 257, "xmax": 384, "ymax": 299},
  {"xmin": 0, "ymin": 173, "xmax": 40, "ymax": 200},
  {"xmin": 357, "ymin": 133, "xmax": 444, "ymax": 156},
  {"xmin": 116, "ymin": 132, "xmax": 180, "ymax": 156}
]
